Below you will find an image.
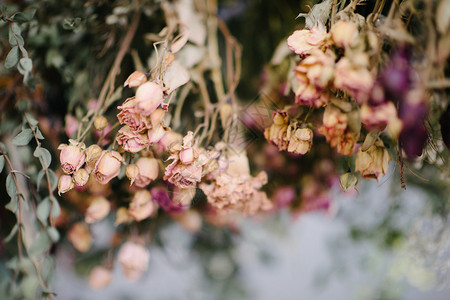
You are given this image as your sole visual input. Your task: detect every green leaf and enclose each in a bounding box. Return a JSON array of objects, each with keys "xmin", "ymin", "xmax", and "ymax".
[
  {"xmin": 9, "ymin": 24, "xmax": 24, "ymax": 47},
  {"xmin": 50, "ymin": 196, "xmax": 61, "ymax": 218},
  {"xmin": 36, "ymin": 169, "xmax": 45, "ymax": 192},
  {"xmin": 25, "ymin": 113, "xmax": 38, "ymax": 127},
  {"xmin": 5, "ymin": 46, "xmax": 19, "ymax": 69},
  {"xmin": 0, "ymin": 155, "xmax": 4, "ymax": 173},
  {"xmin": 34, "ymin": 147, "xmax": 52, "ymax": 168},
  {"xmin": 4, "ymin": 223, "xmax": 18, "ymax": 243},
  {"xmin": 5, "ymin": 195, "xmax": 18, "ymax": 213},
  {"xmin": 12, "ymin": 128, "xmax": 33, "ymax": 146},
  {"xmin": 20, "ymin": 275, "xmax": 39, "ymax": 300},
  {"xmin": 29, "ymin": 232, "xmax": 51, "ymax": 256},
  {"xmin": 47, "ymin": 227, "xmax": 59, "ymax": 242},
  {"xmin": 35, "ymin": 128, "xmax": 44, "ymax": 139},
  {"xmin": 6, "ymin": 173, "xmax": 17, "ymax": 197},
  {"xmin": 37, "ymin": 198, "xmax": 51, "ymax": 224},
  {"xmin": 0, "ymin": 6, "xmax": 7, "ymax": 18},
  {"xmin": 63, "ymin": 17, "xmax": 82, "ymax": 30},
  {"xmin": 12, "ymin": 10, "xmax": 36, "ymax": 23},
  {"xmin": 18, "ymin": 57, "xmax": 32, "ymax": 75},
  {"xmin": 48, "ymin": 169, "xmax": 58, "ymax": 192}
]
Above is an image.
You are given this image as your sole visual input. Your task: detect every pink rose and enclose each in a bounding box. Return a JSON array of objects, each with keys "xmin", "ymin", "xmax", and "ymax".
[
  {"xmin": 67, "ymin": 222, "xmax": 91, "ymax": 252},
  {"xmin": 60, "ymin": 145, "xmax": 85, "ymax": 174},
  {"xmin": 85, "ymin": 196, "xmax": 111, "ymax": 223},
  {"xmin": 94, "ymin": 151, "xmax": 123, "ymax": 184},
  {"xmin": 117, "ymin": 99, "xmax": 151, "ymax": 132},
  {"xmin": 134, "ymin": 157, "xmax": 159, "ymax": 188},
  {"xmin": 147, "ymin": 125, "xmax": 167, "ymax": 144},
  {"xmin": 134, "ymin": 82, "xmax": 164, "ymax": 115},
  {"xmin": 118, "ymin": 242, "xmax": 150, "ymax": 280},
  {"xmin": 116, "ymin": 126, "xmax": 149, "ymax": 153},
  {"xmin": 287, "ymin": 27, "xmax": 328, "ymax": 55}
]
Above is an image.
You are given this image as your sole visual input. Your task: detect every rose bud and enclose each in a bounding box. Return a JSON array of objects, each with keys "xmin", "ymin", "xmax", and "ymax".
[
  {"xmin": 124, "ymin": 70, "xmax": 147, "ymax": 88},
  {"xmin": 355, "ymin": 140, "xmax": 391, "ymax": 181},
  {"xmin": 85, "ymin": 196, "xmax": 111, "ymax": 223},
  {"xmin": 150, "ymin": 108, "xmax": 165, "ymax": 127},
  {"xmin": 135, "ymin": 81, "xmax": 164, "ymax": 115},
  {"xmin": 73, "ymin": 168, "xmax": 89, "ymax": 187},
  {"xmin": 287, "ymin": 127, "xmax": 313, "ymax": 155},
  {"xmin": 118, "ymin": 242, "xmax": 150, "ymax": 280},
  {"xmin": 94, "ymin": 151, "xmax": 124, "ymax": 184},
  {"xmin": 65, "ymin": 115, "xmax": 78, "ymax": 138},
  {"xmin": 58, "ymin": 175, "xmax": 75, "ymax": 195},
  {"xmin": 94, "ymin": 116, "xmax": 108, "ymax": 131},
  {"xmin": 89, "ymin": 266, "xmax": 112, "ymax": 289},
  {"xmin": 180, "ymin": 148, "xmax": 195, "ymax": 164},
  {"xmin": 134, "ymin": 157, "xmax": 159, "ymax": 188},
  {"xmin": 115, "ymin": 207, "xmax": 131, "ymax": 226},
  {"xmin": 59, "ymin": 145, "xmax": 86, "ymax": 174},
  {"xmin": 159, "ymin": 131, "xmax": 183, "ymax": 150},
  {"xmin": 125, "ymin": 164, "xmax": 140, "ymax": 186},
  {"xmin": 67, "ymin": 222, "xmax": 92, "ymax": 252},
  {"xmin": 128, "ymin": 190, "xmax": 155, "ymax": 221}
]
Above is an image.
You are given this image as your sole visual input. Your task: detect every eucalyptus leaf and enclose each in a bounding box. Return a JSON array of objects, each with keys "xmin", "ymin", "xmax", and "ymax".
[
  {"xmin": 35, "ymin": 128, "xmax": 44, "ymax": 139},
  {"xmin": 25, "ymin": 113, "xmax": 38, "ymax": 126},
  {"xmin": 5, "ymin": 195, "xmax": 18, "ymax": 213},
  {"xmin": 0, "ymin": 155, "xmax": 5, "ymax": 173},
  {"xmin": 50, "ymin": 198, "xmax": 61, "ymax": 218},
  {"xmin": 6, "ymin": 173, "xmax": 17, "ymax": 197},
  {"xmin": 9, "ymin": 24, "xmax": 24, "ymax": 47},
  {"xmin": 20, "ymin": 275, "xmax": 39, "ymax": 300},
  {"xmin": 47, "ymin": 227, "xmax": 60, "ymax": 242},
  {"xmin": 12, "ymin": 128, "xmax": 33, "ymax": 146},
  {"xmin": 36, "ymin": 169, "xmax": 46, "ymax": 192},
  {"xmin": 4, "ymin": 223, "xmax": 19, "ymax": 243},
  {"xmin": 29, "ymin": 232, "xmax": 51, "ymax": 256},
  {"xmin": 34, "ymin": 146, "xmax": 52, "ymax": 168},
  {"xmin": 37, "ymin": 198, "xmax": 51, "ymax": 224},
  {"xmin": 5, "ymin": 46, "xmax": 20, "ymax": 69},
  {"xmin": 18, "ymin": 57, "xmax": 33, "ymax": 75},
  {"xmin": 12, "ymin": 9, "xmax": 36, "ymax": 23},
  {"xmin": 48, "ymin": 169, "xmax": 58, "ymax": 192}
]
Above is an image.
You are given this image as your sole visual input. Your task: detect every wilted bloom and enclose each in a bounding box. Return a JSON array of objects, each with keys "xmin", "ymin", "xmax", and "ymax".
[
  {"xmin": 89, "ymin": 266, "xmax": 112, "ymax": 289},
  {"xmin": 331, "ymin": 20, "xmax": 359, "ymax": 48},
  {"xmin": 134, "ymin": 157, "xmax": 159, "ymax": 188},
  {"xmin": 334, "ymin": 55, "xmax": 374, "ymax": 104},
  {"xmin": 124, "ymin": 70, "xmax": 147, "ymax": 88},
  {"xmin": 158, "ymin": 130, "xmax": 183, "ymax": 150},
  {"xmin": 125, "ymin": 164, "xmax": 139, "ymax": 185},
  {"xmin": 287, "ymin": 127, "xmax": 313, "ymax": 154},
  {"xmin": 360, "ymin": 102, "xmax": 398, "ymax": 131},
  {"xmin": 355, "ymin": 140, "xmax": 391, "ymax": 181},
  {"xmin": 128, "ymin": 190, "xmax": 155, "ymax": 221},
  {"xmin": 134, "ymin": 82, "xmax": 164, "ymax": 115},
  {"xmin": 85, "ymin": 196, "xmax": 111, "ymax": 223},
  {"xmin": 287, "ymin": 26, "xmax": 328, "ymax": 55},
  {"xmin": 59, "ymin": 145, "xmax": 86, "ymax": 174},
  {"xmin": 117, "ymin": 98, "xmax": 151, "ymax": 132},
  {"xmin": 116, "ymin": 125, "xmax": 149, "ymax": 153},
  {"xmin": 58, "ymin": 175, "xmax": 74, "ymax": 195},
  {"xmin": 67, "ymin": 222, "xmax": 91, "ymax": 252},
  {"xmin": 180, "ymin": 147, "xmax": 196, "ymax": 164},
  {"xmin": 118, "ymin": 242, "xmax": 150, "ymax": 280},
  {"xmin": 264, "ymin": 110, "xmax": 289, "ymax": 151},
  {"xmin": 73, "ymin": 168, "xmax": 89, "ymax": 187},
  {"xmin": 94, "ymin": 151, "xmax": 123, "ymax": 184}
]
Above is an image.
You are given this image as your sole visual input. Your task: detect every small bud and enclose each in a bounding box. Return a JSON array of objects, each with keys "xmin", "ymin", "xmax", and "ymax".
[
  {"xmin": 125, "ymin": 164, "xmax": 139, "ymax": 186},
  {"xmin": 58, "ymin": 175, "xmax": 74, "ymax": 195},
  {"xmin": 94, "ymin": 116, "xmax": 108, "ymax": 131},
  {"xmin": 60, "ymin": 145, "xmax": 86, "ymax": 174},
  {"xmin": 135, "ymin": 82, "xmax": 164, "ymax": 115},
  {"xmin": 339, "ymin": 172, "xmax": 358, "ymax": 192},
  {"xmin": 134, "ymin": 157, "xmax": 159, "ymax": 188},
  {"xmin": 85, "ymin": 196, "xmax": 111, "ymax": 223},
  {"xmin": 93, "ymin": 151, "xmax": 124, "ymax": 184},
  {"xmin": 124, "ymin": 70, "xmax": 147, "ymax": 88},
  {"xmin": 73, "ymin": 168, "xmax": 89, "ymax": 187},
  {"xmin": 86, "ymin": 144, "xmax": 103, "ymax": 162},
  {"xmin": 115, "ymin": 207, "xmax": 131, "ymax": 226},
  {"xmin": 89, "ymin": 266, "xmax": 112, "ymax": 289}
]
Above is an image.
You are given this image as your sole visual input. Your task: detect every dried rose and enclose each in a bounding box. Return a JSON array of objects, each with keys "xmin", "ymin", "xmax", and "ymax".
[
  {"xmin": 117, "ymin": 98, "xmax": 151, "ymax": 132},
  {"xmin": 89, "ymin": 266, "xmax": 112, "ymax": 289},
  {"xmin": 134, "ymin": 82, "xmax": 164, "ymax": 115},
  {"xmin": 73, "ymin": 168, "xmax": 89, "ymax": 187},
  {"xmin": 116, "ymin": 125, "xmax": 149, "ymax": 153},
  {"xmin": 331, "ymin": 20, "xmax": 359, "ymax": 48},
  {"xmin": 59, "ymin": 145, "xmax": 85, "ymax": 174},
  {"xmin": 58, "ymin": 175, "xmax": 74, "ymax": 195},
  {"xmin": 85, "ymin": 196, "xmax": 111, "ymax": 223},
  {"xmin": 124, "ymin": 70, "xmax": 147, "ymax": 88},
  {"xmin": 128, "ymin": 190, "xmax": 155, "ymax": 221},
  {"xmin": 134, "ymin": 157, "xmax": 159, "ymax": 188},
  {"xmin": 94, "ymin": 151, "xmax": 123, "ymax": 184},
  {"xmin": 355, "ymin": 140, "xmax": 391, "ymax": 181},
  {"xmin": 67, "ymin": 222, "xmax": 91, "ymax": 252},
  {"xmin": 287, "ymin": 26, "xmax": 328, "ymax": 55}
]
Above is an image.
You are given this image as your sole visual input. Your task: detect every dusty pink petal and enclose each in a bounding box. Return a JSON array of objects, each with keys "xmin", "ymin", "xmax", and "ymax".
[
  {"xmin": 135, "ymin": 82, "xmax": 164, "ymax": 115},
  {"xmin": 60, "ymin": 145, "xmax": 85, "ymax": 174},
  {"xmin": 94, "ymin": 151, "xmax": 123, "ymax": 184},
  {"xmin": 116, "ymin": 126, "xmax": 149, "ymax": 153}
]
